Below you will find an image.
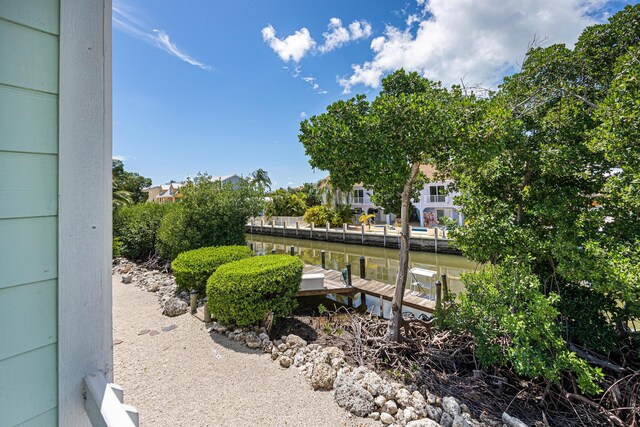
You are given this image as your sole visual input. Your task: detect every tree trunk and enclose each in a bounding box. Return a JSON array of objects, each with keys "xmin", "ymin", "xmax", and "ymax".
[{"xmin": 386, "ymin": 162, "xmax": 421, "ymax": 341}]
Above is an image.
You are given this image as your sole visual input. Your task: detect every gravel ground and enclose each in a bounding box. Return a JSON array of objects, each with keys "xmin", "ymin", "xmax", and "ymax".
[{"xmin": 112, "ymin": 274, "xmax": 380, "ymax": 427}]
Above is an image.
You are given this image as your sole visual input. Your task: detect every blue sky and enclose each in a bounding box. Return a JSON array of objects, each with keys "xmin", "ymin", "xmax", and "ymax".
[{"xmin": 113, "ymin": 0, "xmax": 636, "ymax": 189}]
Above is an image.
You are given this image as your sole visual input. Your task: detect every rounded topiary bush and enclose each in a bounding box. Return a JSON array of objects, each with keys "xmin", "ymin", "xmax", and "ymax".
[
  {"xmin": 207, "ymin": 255, "xmax": 303, "ymax": 326},
  {"xmin": 172, "ymin": 245, "xmax": 253, "ymax": 295}
]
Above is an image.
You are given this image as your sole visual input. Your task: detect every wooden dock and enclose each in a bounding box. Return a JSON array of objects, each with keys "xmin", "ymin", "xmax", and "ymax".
[{"xmin": 299, "ymin": 265, "xmax": 437, "ymax": 313}]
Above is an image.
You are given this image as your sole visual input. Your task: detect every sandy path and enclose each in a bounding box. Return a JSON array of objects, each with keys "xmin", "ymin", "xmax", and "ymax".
[{"xmin": 112, "ymin": 274, "xmax": 379, "ymax": 427}]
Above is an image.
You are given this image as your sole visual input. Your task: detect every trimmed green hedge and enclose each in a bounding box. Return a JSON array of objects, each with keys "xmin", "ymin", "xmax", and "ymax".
[
  {"xmin": 172, "ymin": 245, "xmax": 253, "ymax": 294},
  {"xmin": 207, "ymin": 255, "xmax": 303, "ymax": 326}
]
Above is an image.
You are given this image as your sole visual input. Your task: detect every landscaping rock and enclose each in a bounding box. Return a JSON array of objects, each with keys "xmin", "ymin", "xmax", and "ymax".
[
  {"xmin": 279, "ymin": 356, "xmax": 293, "ymax": 368},
  {"xmin": 425, "ymin": 405, "xmax": 441, "ymax": 423},
  {"xmin": 406, "ymin": 419, "xmax": 441, "ymax": 427},
  {"xmin": 382, "ymin": 400, "xmax": 398, "ymax": 415},
  {"xmin": 369, "ymin": 412, "xmax": 380, "ymax": 421},
  {"xmin": 162, "ymin": 297, "xmax": 188, "ymax": 317},
  {"xmin": 121, "ymin": 274, "xmax": 132, "ymax": 284},
  {"xmin": 440, "ymin": 412, "xmax": 453, "ymax": 427},
  {"xmin": 246, "ymin": 337, "xmax": 262, "ymax": 349},
  {"xmin": 161, "ymin": 324, "xmax": 177, "ymax": 332},
  {"xmin": 502, "ymin": 412, "xmax": 528, "ymax": 427},
  {"xmin": 442, "ymin": 396, "xmax": 461, "ymax": 417},
  {"xmin": 286, "ymin": 334, "xmax": 307, "ymax": 349},
  {"xmin": 396, "ymin": 388, "xmax": 413, "ymax": 408},
  {"xmin": 322, "ymin": 346, "xmax": 345, "ymax": 359},
  {"xmin": 311, "ymin": 362, "xmax": 336, "ymax": 390},
  {"xmin": 333, "ymin": 372, "xmax": 376, "ymax": 417},
  {"xmin": 380, "ymin": 412, "xmax": 395, "ymax": 425},
  {"xmin": 452, "ymin": 414, "xmax": 470, "ymax": 427},
  {"xmin": 375, "ymin": 395, "xmax": 387, "ymax": 408}
]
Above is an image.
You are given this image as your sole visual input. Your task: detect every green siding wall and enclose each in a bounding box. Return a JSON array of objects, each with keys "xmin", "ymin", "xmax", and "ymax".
[{"xmin": 0, "ymin": 3, "xmax": 59, "ymax": 425}]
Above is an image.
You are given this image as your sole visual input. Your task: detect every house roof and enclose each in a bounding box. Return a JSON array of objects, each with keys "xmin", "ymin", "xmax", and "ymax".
[{"xmin": 210, "ymin": 174, "xmax": 239, "ymax": 182}]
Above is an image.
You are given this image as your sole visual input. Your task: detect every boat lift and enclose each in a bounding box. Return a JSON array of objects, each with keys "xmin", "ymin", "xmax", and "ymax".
[{"xmin": 409, "ymin": 267, "xmax": 438, "ymax": 300}]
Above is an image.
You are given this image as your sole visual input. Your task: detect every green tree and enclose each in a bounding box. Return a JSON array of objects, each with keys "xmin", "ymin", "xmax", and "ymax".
[
  {"xmin": 300, "ymin": 70, "xmax": 459, "ymax": 341},
  {"xmin": 264, "ymin": 188, "xmax": 307, "ymax": 217},
  {"xmin": 112, "ymin": 159, "xmax": 152, "ymax": 205},
  {"xmin": 299, "ymin": 182, "xmax": 323, "ymax": 207},
  {"xmin": 445, "ymin": 5, "xmax": 640, "ymax": 353},
  {"xmin": 155, "ymin": 173, "xmax": 262, "ymax": 259},
  {"xmin": 250, "ymin": 168, "xmax": 272, "ymax": 192}
]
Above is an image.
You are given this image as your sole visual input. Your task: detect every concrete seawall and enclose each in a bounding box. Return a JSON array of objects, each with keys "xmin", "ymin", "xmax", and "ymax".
[{"xmin": 245, "ymin": 224, "xmax": 461, "ymax": 254}]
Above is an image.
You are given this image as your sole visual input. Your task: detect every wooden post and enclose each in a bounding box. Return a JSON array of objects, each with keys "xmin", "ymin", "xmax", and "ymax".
[
  {"xmin": 190, "ymin": 290, "xmax": 197, "ymax": 315},
  {"xmin": 360, "ymin": 256, "xmax": 366, "ymax": 279},
  {"xmin": 203, "ymin": 298, "xmax": 211, "ymax": 323},
  {"xmin": 359, "ymin": 292, "xmax": 366, "ymax": 307},
  {"xmin": 283, "ymin": 221, "xmax": 286, "ymax": 236},
  {"xmin": 441, "ymin": 273, "xmax": 448, "ymax": 297},
  {"xmin": 326, "ymin": 222, "xmax": 329, "ymax": 241},
  {"xmin": 379, "ymin": 295, "xmax": 384, "ymax": 318},
  {"xmin": 346, "ymin": 263, "xmax": 353, "ymax": 307},
  {"xmin": 343, "ymin": 223, "xmax": 347, "ymax": 241},
  {"xmin": 321, "ymin": 250, "xmax": 326, "ymax": 269},
  {"xmin": 261, "ymin": 218, "xmax": 264, "ymax": 227},
  {"xmin": 271, "ymin": 248, "xmax": 276, "ymax": 255},
  {"xmin": 383, "ymin": 224, "xmax": 387, "ymax": 247},
  {"xmin": 296, "ymin": 221, "xmax": 299, "ymax": 236},
  {"xmin": 435, "ymin": 280, "xmax": 442, "ymax": 310},
  {"xmin": 361, "ymin": 223, "xmax": 365, "ymax": 244},
  {"xmin": 311, "ymin": 222, "xmax": 315, "ymax": 237},
  {"xmin": 250, "ymin": 218, "xmax": 253, "ymax": 233},
  {"xmin": 290, "ymin": 245, "xmax": 295, "ymax": 256},
  {"xmin": 434, "ymin": 227, "xmax": 439, "ymax": 253},
  {"xmin": 250, "ymin": 243, "xmax": 254, "ymax": 252},
  {"xmin": 271, "ymin": 220, "xmax": 275, "ymax": 235}
]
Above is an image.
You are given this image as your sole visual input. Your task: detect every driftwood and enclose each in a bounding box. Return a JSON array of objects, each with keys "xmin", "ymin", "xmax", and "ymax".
[
  {"xmin": 316, "ymin": 307, "xmax": 639, "ymax": 427},
  {"xmin": 569, "ymin": 344, "xmax": 626, "ymax": 374}
]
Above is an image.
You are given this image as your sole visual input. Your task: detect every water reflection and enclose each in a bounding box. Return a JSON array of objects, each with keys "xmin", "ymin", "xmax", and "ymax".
[{"xmin": 246, "ymin": 234, "xmax": 480, "ymax": 316}]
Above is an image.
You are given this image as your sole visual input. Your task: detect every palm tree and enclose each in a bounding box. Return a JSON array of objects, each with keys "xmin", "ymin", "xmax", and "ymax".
[
  {"xmin": 112, "ymin": 178, "xmax": 133, "ymax": 209},
  {"xmin": 251, "ymin": 168, "xmax": 272, "ymax": 192}
]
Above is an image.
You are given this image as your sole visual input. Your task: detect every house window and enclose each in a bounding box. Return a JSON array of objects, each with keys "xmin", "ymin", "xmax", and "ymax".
[
  {"xmin": 353, "ymin": 189, "xmax": 364, "ymax": 204},
  {"xmin": 429, "ymin": 185, "xmax": 446, "ymax": 203},
  {"xmin": 436, "ymin": 209, "xmax": 452, "ymax": 220}
]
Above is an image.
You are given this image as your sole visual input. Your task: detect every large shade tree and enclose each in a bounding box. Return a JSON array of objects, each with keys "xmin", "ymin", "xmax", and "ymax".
[
  {"xmin": 299, "ymin": 70, "xmax": 465, "ymax": 341},
  {"xmin": 445, "ymin": 4, "xmax": 640, "ymax": 354}
]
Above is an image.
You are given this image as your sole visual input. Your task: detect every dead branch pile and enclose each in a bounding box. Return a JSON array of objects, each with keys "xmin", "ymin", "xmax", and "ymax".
[{"xmin": 323, "ymin": 307, "xmax": 639, "ymax": 427}]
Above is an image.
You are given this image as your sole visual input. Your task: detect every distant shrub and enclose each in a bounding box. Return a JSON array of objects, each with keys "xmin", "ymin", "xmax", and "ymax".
[
  {"xmin": 303, "ymin": 205, "xmax": 346, "ymax": 228},
  {"xmin": 155, "ymin": 174, "xmax": 263, "ymax": 258},
  {"xmin": 207, "ymin": 255, "xmax": 303, "ymax": 326},
  {"xmin": 113, "ymin": 203, "xmax": 171, "ymax": 260},
  {"xmin": 172, "ymin": 245, "xmax": 253, "ymax": 295}
]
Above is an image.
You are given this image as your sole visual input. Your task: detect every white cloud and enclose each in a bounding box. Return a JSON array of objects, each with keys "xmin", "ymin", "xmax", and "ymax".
[
  {"xmin": 112, "ymin": 0, "xmax": 211, "ymax": 70},
  {"xmin": 152, "ymin": 30, "xmax": 211, "ymax": 70},
  {"xmin": 262, "ymin": 17, "xmax": 373, "ymax": 62},
  {"xmin": 113, "ymin": 155, "xmax": 136, "ymax": 161},
  {"xmin": 300, "ymin": 112, "xmax": 308, "ymax": 118},
  {"xmin": 319, "ymin": 18, "xmax": 373, "ymax": 53},
  {"xmin": 261, "ymin": 24, "xmax": 316, "ymax": 63},
  {"xmin": 339, "ymin": 0, "xmax": 605, "ymax": 93}
]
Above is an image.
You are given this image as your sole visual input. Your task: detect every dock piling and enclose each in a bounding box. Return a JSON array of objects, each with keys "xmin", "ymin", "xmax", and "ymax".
[
  {"xmin": 190, "ymin": 290, "xmax": 197, "ymax": 315},
  {"xmin": 346, "ymin": 263, "xmax": 352, "ymax": 287},
  {"xmin": 441, "ymin": 274, "xmax": 448, "ymax": 297},
  {"xmin": 435, "ymin": 280, "xmax": 442, "ymax": 310},
  {"xmin": 321, "ymin": 250, "xmax": 326, "ymax": 269},
  {"xmin": 203, "ymin": 298, "xmax": 211, "ymax": 323},
  {"xmin": 271, "ymin": 248, "xmax": 276, "ymax": 255},
  {"xmin": 290, "ymin": 245, "xmax": 295, "ymax": 256},
  {"xmin": 360, "ymin": 256, "xmax": 366, "ymax": 279}
]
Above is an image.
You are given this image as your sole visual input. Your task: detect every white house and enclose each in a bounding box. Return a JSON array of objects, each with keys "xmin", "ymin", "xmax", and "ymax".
[
  {"xmin": 344, "ymin": 165, "xmax": 464, "ymax": 226},
  {"xmin": 144, "ymin": 174, "xmax": 242, "ymax": 203}
]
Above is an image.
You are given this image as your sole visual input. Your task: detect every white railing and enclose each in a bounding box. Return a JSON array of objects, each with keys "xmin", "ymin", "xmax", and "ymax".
[
  {"xmin": 429, "ymin": 195, "xmax": 446, "ymax": 203},
  {"xmin": 84, "ymin": 372, "xmax": 139, "ymax": 427}
]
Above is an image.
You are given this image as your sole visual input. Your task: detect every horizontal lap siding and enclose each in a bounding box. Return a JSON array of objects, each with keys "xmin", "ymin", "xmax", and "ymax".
[{"xmin": 0, "ymin": 2, "xmax": 59, "ymax": 425}]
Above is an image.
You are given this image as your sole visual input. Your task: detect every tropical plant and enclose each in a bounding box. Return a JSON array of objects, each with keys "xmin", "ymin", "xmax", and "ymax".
[
  {"xmin": 264, "ymin": 188, "xmax": 307, "ymax": 217},
  {"xmin": 358, "ymin": 213, "xmax": 375, "ymax": 229},
  {"xmin": 250, "ymin": 168, "xmax": 272, "ymax": 192},
  {"xmin": 112, "ymin": 159, "xmax": 152, "ymax": 205}
]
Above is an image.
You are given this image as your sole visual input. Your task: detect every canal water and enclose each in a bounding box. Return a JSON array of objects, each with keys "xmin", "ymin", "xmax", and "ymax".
[{"xmin": 246, "ymin": 233, "xmax": 480, "ymax": 318}]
